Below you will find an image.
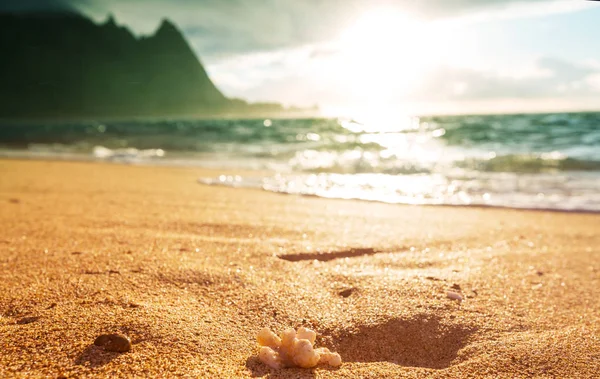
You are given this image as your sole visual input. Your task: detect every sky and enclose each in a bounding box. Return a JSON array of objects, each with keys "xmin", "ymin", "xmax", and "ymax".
[{"xmin": 5, "ymin": 0, "xmax": 600, "ymax": 116}]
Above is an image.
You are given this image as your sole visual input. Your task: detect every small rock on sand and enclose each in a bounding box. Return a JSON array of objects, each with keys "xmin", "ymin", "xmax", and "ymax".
[
  {"xmin": 17, "ymin": 316, "xmax": 40, "ymax": 325},
  {"xmin": 446, "ymin": 291, "xmax": 463, "ymax": 302},
  {"xmin": 94, "ymin": 334, "xmax": 132, "ymax": 353}
]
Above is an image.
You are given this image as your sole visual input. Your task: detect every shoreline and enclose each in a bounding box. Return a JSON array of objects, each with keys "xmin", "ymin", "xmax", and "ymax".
[
  {"xmin": 1, "ymin": 108, "xmax": 600, "ymax": 123},
  {"xmin": 2, "ymin": 156, "xmax": 599, "ymax": 216},
  {"xmin": 1, "ymin": 159, "xmax": 599, "ymax": 378}
]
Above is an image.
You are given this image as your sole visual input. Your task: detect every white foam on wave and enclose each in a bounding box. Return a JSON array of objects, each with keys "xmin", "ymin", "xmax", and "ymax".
[
  {"xmin": 199, "ymin": 171, "xmax": 600, "ymax": 212},
  {"xmin": 92, "ymin": 146, "xmax": 165, "ymax": 162}
]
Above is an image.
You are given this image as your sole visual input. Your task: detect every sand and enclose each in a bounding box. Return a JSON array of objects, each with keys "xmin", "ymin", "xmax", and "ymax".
[{"xmin": 0, "ymin": 159, "xmax": 599, "ymax": 378}]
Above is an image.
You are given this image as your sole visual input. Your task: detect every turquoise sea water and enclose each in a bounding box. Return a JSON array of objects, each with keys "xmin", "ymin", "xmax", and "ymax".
[{"xmin": 1, "ymin": 113, "xmax": 600, "ymax": 211}]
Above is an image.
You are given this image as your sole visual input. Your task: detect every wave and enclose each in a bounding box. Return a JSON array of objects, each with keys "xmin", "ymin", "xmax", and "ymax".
[
  {"xmin": 2, "ymin": 113, "xmax": 600, "ymax": 212},
  {"xmin": 284, "ymin": 148, "xmax": 600, "ymax": 175},
  {"xmin": 3, "ymin": 138, "xmax": 599, "ymax": 177},
  {"xmin": 201, "ymin": 171, "xmax": 600, "ymax": 212},
  {"xmin": 92, "ymin": 146, "xmax": 166, "ymax": 161},
  {"xmin": 457, "ymin": 153, "xmax": 600, "ymax": 173}
]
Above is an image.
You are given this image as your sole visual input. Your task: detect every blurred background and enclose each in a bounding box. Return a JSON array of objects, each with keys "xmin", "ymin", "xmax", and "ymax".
[{"xmin": 1, "ymin": 0, "xmax": 600, "ymax": 211}]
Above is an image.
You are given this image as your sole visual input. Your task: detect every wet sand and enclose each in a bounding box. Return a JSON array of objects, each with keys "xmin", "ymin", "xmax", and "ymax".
[{"xmin": 1, "ymin": 159, "xmax": 599, "ymax": 378}]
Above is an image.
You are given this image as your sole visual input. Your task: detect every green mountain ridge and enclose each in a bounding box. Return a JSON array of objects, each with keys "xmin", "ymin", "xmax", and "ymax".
[{"xmin": 0, "ymin": 11, "xmax": 312, "ymax": 119}]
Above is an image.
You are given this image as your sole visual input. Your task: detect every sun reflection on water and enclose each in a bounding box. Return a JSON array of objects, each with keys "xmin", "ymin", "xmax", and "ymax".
[{"xmin": 198, "ymin": 114, "xmax": 600, "ymax": 212}]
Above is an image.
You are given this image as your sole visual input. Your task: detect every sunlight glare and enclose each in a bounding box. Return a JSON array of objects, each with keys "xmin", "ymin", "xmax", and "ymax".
[
  {"xmin": 339, "ymin": 9, "xmax": 433, "ymax": 94},
  {"xmin": 334, "ymin": 8, "xmax": 444, "ymax": 120}
]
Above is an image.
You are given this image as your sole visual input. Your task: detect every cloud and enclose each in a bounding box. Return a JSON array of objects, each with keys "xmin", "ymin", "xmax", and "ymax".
[
  {"xmin": 409, "ymin": 57, "xmax": 600, "ymax": 102},
  {"xmin": 72, "ymin": 0, "xmax": 359, "ymax": 58},
  {"xmin": 217, "ymin": 53, "xmax": 600, "ymax": 112},
  {"xmin": 0, "ymin": 0, "xmax": 82, "ymax": 13},
  {"xmin": 537, "ymin": 57, "xmax": 595, "ymax": 82},
  {"xmin": 3, "ymin": 0, "xmax": 594, "ymax": 59},
  {"xmin": 309, "ymin": 46, "xmax": 341, "ymax": 59},
  {"xmin": 4, "ymin": 0, "xmax": 598, "ymax": 114},
  {"xmin": 8, "ymin": 0, "xmax": 587, "ymax": 59}
]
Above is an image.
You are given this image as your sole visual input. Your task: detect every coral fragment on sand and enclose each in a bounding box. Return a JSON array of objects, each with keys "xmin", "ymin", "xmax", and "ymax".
[
  {"xmin": 257, "ymin": 328, "xmax": 282, "ymax": 349},
  {"xmin": 256, "ymin": 327, "xmax": 341, "ymax": 369},
  {"xmin": 317, "ymin": 347, "xmax": 343, "ymax": 366},
  {"xmin": 258, "ymin": 346, "xmax": 283, "ymax": 369}
]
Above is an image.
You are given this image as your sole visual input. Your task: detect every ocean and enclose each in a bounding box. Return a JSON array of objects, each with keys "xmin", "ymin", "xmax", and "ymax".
[{"xmin": 1, "ymin": 112, "xmax": 600, "ymax": 212}]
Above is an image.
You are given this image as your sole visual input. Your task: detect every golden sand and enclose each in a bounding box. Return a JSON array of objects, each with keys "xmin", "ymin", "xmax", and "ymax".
[{"xmin": 0, "ymin": 159, "xmax": 599, "ymax": 378}]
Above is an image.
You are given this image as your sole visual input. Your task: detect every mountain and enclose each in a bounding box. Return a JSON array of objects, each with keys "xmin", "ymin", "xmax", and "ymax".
[{"xmin": 0, "ymin": 11, "xmax": 310, "ymax": 119}]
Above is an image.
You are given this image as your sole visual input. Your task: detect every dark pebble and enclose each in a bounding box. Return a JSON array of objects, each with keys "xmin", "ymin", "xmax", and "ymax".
[
  {"xmin": 17, "ymin": 316, "xmax": 39, "ymax": 324},
  {"xmin": 451, "ymin": 283, "xmax": 461, "ymax": 290},
  {"xmin": 339, "ymin": 288, "xmax": 355, "ymax": 298},
  {"xmin": 94, "ymin": 333, "xmax": 132, "ymax": 353}
]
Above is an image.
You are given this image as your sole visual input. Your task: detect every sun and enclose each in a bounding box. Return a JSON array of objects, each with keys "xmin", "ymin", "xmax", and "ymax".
[{"xmin": 334, "ymin": 8, "xmax": 438, "ymax": 114}]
